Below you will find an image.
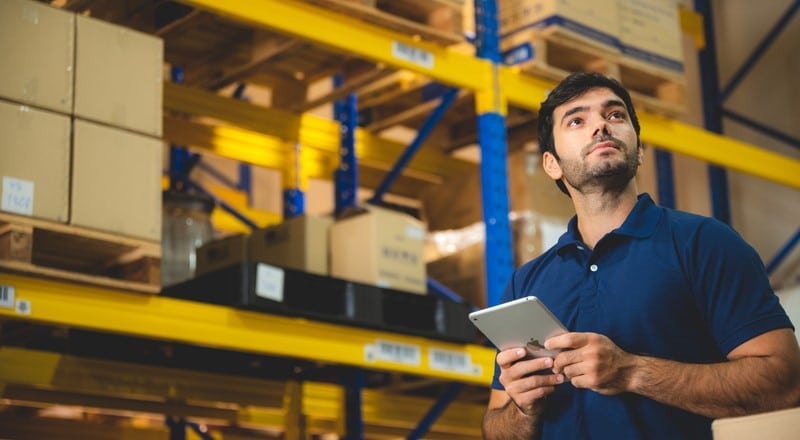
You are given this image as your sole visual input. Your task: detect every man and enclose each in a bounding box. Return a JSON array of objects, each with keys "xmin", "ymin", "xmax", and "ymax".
[{"xmin": 482, "ymin": 72, "xmax": 800, "ymax": 439}]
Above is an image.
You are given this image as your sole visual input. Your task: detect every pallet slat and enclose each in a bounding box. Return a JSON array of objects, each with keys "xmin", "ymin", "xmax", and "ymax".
[
  {"xmin": 502, "ymin": 28, "xmax": 687, "ymax": 116},
  {"xmin": 0, "ymin": 213, "xmax": 160, "ymax": 294}
]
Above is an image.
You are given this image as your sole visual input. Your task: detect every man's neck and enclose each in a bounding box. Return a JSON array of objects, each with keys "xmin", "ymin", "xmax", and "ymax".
[{"xmin": 570, "ymin": 184, "xmax": 639, "ymax": 250}]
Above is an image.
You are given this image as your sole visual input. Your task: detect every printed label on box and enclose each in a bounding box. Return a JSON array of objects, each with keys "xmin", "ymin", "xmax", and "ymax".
[
  {"xmin": 255, "ymin": 263, "xmax": 285, "ymax": 302},
  {"xmin": 1, "ymin": 176, "xmax": 34, "ymax": 216}
]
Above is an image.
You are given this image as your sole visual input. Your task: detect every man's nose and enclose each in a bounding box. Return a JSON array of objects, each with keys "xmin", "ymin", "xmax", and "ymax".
[{"xmin": 593, "ymin": 118, "xmax": 611, "ymax": 137}]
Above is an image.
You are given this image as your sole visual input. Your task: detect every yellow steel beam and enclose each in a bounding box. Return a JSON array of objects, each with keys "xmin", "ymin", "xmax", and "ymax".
[
  {"xmin": 179, "ymin": 0, "xmax": 492, "ymax": 92},
  {"xmin": 638, "ymin": 113, "xmax": 800, "ymax": 190},
  {"xmin": 499, "ymin": 68, "xmax": 800, "ymax": 190},
  {"xmin": 0, "ymin": 347, "xmax": 286, "ymax": 408},
  {"xmin": 0, "ymin": 274, "xmax": 495, "ymax": 385},
  {"xmin": 164, "ymin": 83, "xmax": 476, "ymax": 181},
  {"xmin": 164, "ymin": 116, "xmax": 437, "ymax": 199},
  {"xmin": 1, "ymin": 347, "xmax": 485, "ymax": 438},
  {"xmin": 0, "ymin": 417, "xmax": 168, "ymax": 440}
]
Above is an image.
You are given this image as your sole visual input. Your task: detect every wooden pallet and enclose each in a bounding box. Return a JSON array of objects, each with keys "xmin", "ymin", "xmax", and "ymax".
[
  {"xmin": 0, "ymin": 213, "xmax": 161, "ymax": 294},
  {"xmin": 502, "ymin": 27, "xmax": 687, "ymax": 116},
  {"xmin": 302, "ymin": 0, "xmax": 465, "ymax": 45}
]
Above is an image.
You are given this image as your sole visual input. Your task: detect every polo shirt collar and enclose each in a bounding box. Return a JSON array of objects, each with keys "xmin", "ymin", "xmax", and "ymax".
[
  {"xmin": 614, "ymin": 193, "xmax": 662, "ymax": 238},
  {"xmin": 555, "ymin": 193, "xmax": 662, "ymax": 254}
]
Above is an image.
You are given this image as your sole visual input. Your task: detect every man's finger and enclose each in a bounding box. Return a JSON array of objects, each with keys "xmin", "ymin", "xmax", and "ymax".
[
  {"xmin": 545, "ymin": 332, "xmax": 588, "ymax": 350},
  {"xmin": 496, "ymin": 348, "xmax": 527, "ymax": 367}
]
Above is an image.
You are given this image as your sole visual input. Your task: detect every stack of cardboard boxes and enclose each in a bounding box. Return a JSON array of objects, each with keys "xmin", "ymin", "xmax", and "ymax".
[
  {"xmin": 493, "ymin": 0, "xmax": 685, "ymax": 74},
  {"xmin": 196, "ymin": 205, "xmax": 427, "ymax": 296},
  {"xmin": 0, "ymin": 0, "xmax": 163, "ymax": 242},
  {"xmin": 464, "ymin": 0, "xmax": 686, "ymax": 113}
]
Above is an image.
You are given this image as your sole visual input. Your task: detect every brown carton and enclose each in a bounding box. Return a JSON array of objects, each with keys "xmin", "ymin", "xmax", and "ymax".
[
  {"xmin": 712, "ymin": 407, "xmax": 800, "ymax": 440},
  {"xmin": 422, "ymin": 150, "xmax": 574, "ymax": 232},
  {"xmin": 74, "ymin": 14, "xmax": 163, "ymax": 137},
  {"xmin": 0, "ymin": 100, "xmax": 70, "ymax": 222},
  {"xmin": 250, "ymin": 215, "xmax": 333, "ymax": 276},
  {"xmin": 330, "ymin": 205, "xmax": 426, "ymax": 294},
  {"xmin": 71, "ymin": 119, "xmax": 162, "ymax": 241},
  {"xmin": 0, "ymin": 0, "xmax": 74, "ymax": 114},
  {"xmin": 195, "ymin": 234, "xmax": 250, "ymax": 276}
]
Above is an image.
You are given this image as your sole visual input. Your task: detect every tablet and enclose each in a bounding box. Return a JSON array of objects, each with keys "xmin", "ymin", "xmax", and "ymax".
[{"xmin": 469, "ymin": 296, "xmax": 567, "ymax": 358}]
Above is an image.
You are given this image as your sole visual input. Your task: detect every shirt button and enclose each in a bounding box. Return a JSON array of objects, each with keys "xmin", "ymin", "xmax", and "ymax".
[
  {"xmin": 577, "ymin": 245, "xmax": 584, "ymax": 251},
  {"xmin": 590, "ymin": 264, "xmax": 598, "ymax": 272}
]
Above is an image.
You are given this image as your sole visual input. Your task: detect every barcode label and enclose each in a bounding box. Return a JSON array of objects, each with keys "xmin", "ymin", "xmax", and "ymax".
[
  {"xmin": 0, "ymin": 285, "xmax": 14, "ymax": 309},
  {"xmin": 365, "ymin": 340, "xmax": 421, "ymax": 366},
  {"xmin": 392, "ymin": 41, "xmax": 433, "ymax": 69},
  {"xmin": 429, "ymin": 348, "xmax": 481, "ymax": 376}
]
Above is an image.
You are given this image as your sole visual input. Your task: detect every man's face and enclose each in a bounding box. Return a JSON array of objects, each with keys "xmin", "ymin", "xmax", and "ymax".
[{"xmin": 544, "ymin": 87, "xmax": 642, "ymax": 195}]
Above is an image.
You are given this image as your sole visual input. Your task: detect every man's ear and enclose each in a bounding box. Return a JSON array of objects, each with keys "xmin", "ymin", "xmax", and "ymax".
[
  {"xmin": 542, "ymin": 151, "xmax": 563, "ymax": 181},
  {"xmin": 637, "ymin": 141, "xmax": 644, "ymax": 165}
]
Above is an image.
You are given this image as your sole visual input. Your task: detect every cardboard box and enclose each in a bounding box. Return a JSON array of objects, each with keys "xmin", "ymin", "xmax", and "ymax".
[
  {"xmin": 0, "ymin": 100, "xmax": 71, "ymax": 222},
  {"xmin": 712, "ymin": 407, "xmax": 800, "ymax": 440},
  {"xmin": 426, "ymin": 212, "xmax": 568, "ymax": 308},
  {"xmin": 74, "ymin": 14, "xmax": 163, "ymax": 137},
  {"xmin": 0, "ymin": 0, "xmax": 74, "ymax": 114},
  {"xmin": 250, "ymin": 215, "xmax": 333, "ymax": 276},
  {"xmin": 330, "ymin": 205, "xmax": 426, "ymax": 294},
  {"xmin": 71, "ymin": 119, "xmax": 162, "ymax": 241},
  {"xmin": 498, "ymin": 0, "xmax": 620, "ymax": 50},
  {"xmin": 422, "ymin": 150, "xmax": 574, "ymax": 232},
  {"xmin": 618, "ymin": 0, "xmax": 684, "ymax": 72},
  {"xmin": 196, "ymin": 215, "xmax": 333, "ymax": 276},
  {"xmin": 195, "ymin": 233, "xmax": 249, "ymax": 276}
]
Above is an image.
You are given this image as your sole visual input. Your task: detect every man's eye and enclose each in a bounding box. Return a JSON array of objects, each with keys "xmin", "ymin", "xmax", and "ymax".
[
  {"xmin": 568, "ymin": 118, "xmax": 582, "ymax": 127},
  {"xmin": 608, "ymin": 111, "xmax": 625, "ymax": 120}
]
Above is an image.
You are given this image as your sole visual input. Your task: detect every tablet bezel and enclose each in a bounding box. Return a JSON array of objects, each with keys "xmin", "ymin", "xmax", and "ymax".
[{"xmin": 469, "ymin": 296, "xmax": 568, "ymax": 358}]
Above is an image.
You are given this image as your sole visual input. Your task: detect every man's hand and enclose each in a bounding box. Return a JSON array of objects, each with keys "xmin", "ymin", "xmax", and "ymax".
[
  {"xmin": 546, "ymin": 332, "xmax": 637, "ymax": 395},
  {"xmin": 496, "ymin": 347, "xmax": 565, "ymax": 415}
]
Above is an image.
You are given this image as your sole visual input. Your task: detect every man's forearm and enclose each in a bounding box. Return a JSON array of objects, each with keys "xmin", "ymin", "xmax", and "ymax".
[
  {"xmin": 483, "ymin": 399, "xmax": 540, "ymax": 440},
  {"xmin": 629, "ymin": 354, "xmax": 800, "ymax": 418}
]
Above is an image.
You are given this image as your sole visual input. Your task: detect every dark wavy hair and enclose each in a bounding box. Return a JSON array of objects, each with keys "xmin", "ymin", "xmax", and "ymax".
[{"xmin": 537, "ymin": 72, "xmax": 641, "ymax": 194}]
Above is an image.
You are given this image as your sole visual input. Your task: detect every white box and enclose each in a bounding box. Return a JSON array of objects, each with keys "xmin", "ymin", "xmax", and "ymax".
[
  {"xmin": 330, "ymin": 205, "xmax": 426, "ymax": 294},
  {"xmin": 0, "ymin": 100, "xmax": 71, "ymax": 222},
  {"xmin": 0, "ymin": 0, "xmax": 74, "ymax": 114},
  {"xmin": 618, "ymin": 0, "xmax": 684, "ymax": 71},
  {"xmin": 74, "ymin": 14, "xmax": 163, "ymax": 137}
]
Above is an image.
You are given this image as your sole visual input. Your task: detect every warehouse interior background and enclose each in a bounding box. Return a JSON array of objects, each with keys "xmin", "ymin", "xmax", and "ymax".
[{"xmin": 0, "ymin": 0, "xmax": 799, "ymax": 439}]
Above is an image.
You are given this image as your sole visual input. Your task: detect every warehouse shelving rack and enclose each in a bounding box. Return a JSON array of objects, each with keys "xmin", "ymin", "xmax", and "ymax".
[{"xmin": 2, "ymin": 1, "xmax": 800, "ymax": 439}]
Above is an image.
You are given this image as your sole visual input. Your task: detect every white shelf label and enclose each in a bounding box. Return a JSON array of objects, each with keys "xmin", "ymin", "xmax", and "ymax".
[
  {"xmin": 0, "ymin": 285, "xmax": 15, "ymax": 309},
  {"xmin": 392, "ymin": 41, "xmax": 433, "ymax": 69},
  {"xmin": 2, "ymin": 176, "xmax": 34, "ymax": 216},
  {"xmin": 255, "ymin": 263, "xmax": 284, "ymax": 302},
  {"xmin": 15, "ymin": 299, "xmax": 31, "ymax": 315},
  {"xmin": 429, "ymin": 348, "xmax": 482, "ymax": 376},
  {"xmin": 366, "ymin": 339, "xmax": 421, "ymax": 366}
]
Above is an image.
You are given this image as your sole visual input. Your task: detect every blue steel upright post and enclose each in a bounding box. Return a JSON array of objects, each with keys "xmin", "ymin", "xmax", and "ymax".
[
  {"xmin": 695, "ymin": 0, "xmax": 731, "ymax": 224},
  {"xmin": 475, "ymin": 0, "xmax": 514, "ymax": 307},
  {"xmin": 283, "ymin": 142, "xmax": 306, "ymax": 219},
  {"xmin": 168, "ymin": 66, "xmax": 192, "ymax": 191},
  {"xmin": 333, "ymin": 74, "xmax": 359, "ymax": 216},
  {"xmin": 332, "ymin": 73, "xmax": 363, "ymax": 440}
]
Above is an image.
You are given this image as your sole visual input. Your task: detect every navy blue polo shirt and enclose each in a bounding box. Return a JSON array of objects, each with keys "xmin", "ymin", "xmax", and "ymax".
[{"xmin": 491, "ymin": 193, "xmax": 792, "ymax": 439}]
